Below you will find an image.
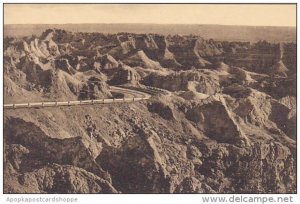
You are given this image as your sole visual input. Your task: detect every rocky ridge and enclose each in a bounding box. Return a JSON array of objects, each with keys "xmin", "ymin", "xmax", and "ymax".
[{"xmin": 3, "ymin": 29, "xmax": 296, "ymax": 193}]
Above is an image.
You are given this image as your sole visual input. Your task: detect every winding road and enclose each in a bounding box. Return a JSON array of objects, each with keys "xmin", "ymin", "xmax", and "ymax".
[{"xmin": 3, "ymin": 86, "xmax": 153, "ymax": 109}]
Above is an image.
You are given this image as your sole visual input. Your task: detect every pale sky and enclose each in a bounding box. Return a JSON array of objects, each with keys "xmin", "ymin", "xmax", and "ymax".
[{"xmin": 4, "ymin": 4, "xmax": 296, "ymax": 27}]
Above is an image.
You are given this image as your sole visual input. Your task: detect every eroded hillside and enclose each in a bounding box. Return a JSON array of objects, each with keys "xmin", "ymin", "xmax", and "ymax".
[{"xmin": 4, "ymin": 29, "xmax": 296, "ymax": 193}]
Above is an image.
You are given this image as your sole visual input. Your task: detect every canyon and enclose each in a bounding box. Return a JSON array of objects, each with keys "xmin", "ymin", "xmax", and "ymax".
[{"xmin": 3, "ymin": 28, "xmax": 296, "ymax": 193}]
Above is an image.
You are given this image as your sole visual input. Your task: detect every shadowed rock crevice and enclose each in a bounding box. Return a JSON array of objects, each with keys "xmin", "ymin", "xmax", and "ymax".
[
  {"xmin": 4, "ymin": 117, "xmax": 115, "ymax": 193},
  {"xmin": 96, "ymin": 126, "xmax": 170, "ymax": 193}
]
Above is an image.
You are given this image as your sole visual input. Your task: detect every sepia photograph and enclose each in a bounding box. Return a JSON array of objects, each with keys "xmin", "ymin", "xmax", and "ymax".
[{"xmin": 2, "ymin": 2, "xmax": 297, "ymax": 197}]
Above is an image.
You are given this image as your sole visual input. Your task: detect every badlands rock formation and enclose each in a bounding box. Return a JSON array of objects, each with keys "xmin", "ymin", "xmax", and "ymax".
[{"xmin": 4, "ymin": 29, "xmax": 296, "ymax": 193}]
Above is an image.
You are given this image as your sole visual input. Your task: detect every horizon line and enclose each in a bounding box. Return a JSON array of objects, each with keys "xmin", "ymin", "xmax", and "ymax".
[{"xmin": 4, "ymin": 23, "xmax": 296, "ymax": 28}]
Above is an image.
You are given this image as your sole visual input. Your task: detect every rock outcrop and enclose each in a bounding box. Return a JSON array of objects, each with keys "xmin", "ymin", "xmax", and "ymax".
[{"xmin": 3, "ymin": 29, "xmax": 296, "ymax": 194}]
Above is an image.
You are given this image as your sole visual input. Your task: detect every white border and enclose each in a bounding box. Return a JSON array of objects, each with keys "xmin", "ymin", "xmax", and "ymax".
[{"xmin": 0, "ymin": 1, "xmax": 299, "ymax": 204}]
